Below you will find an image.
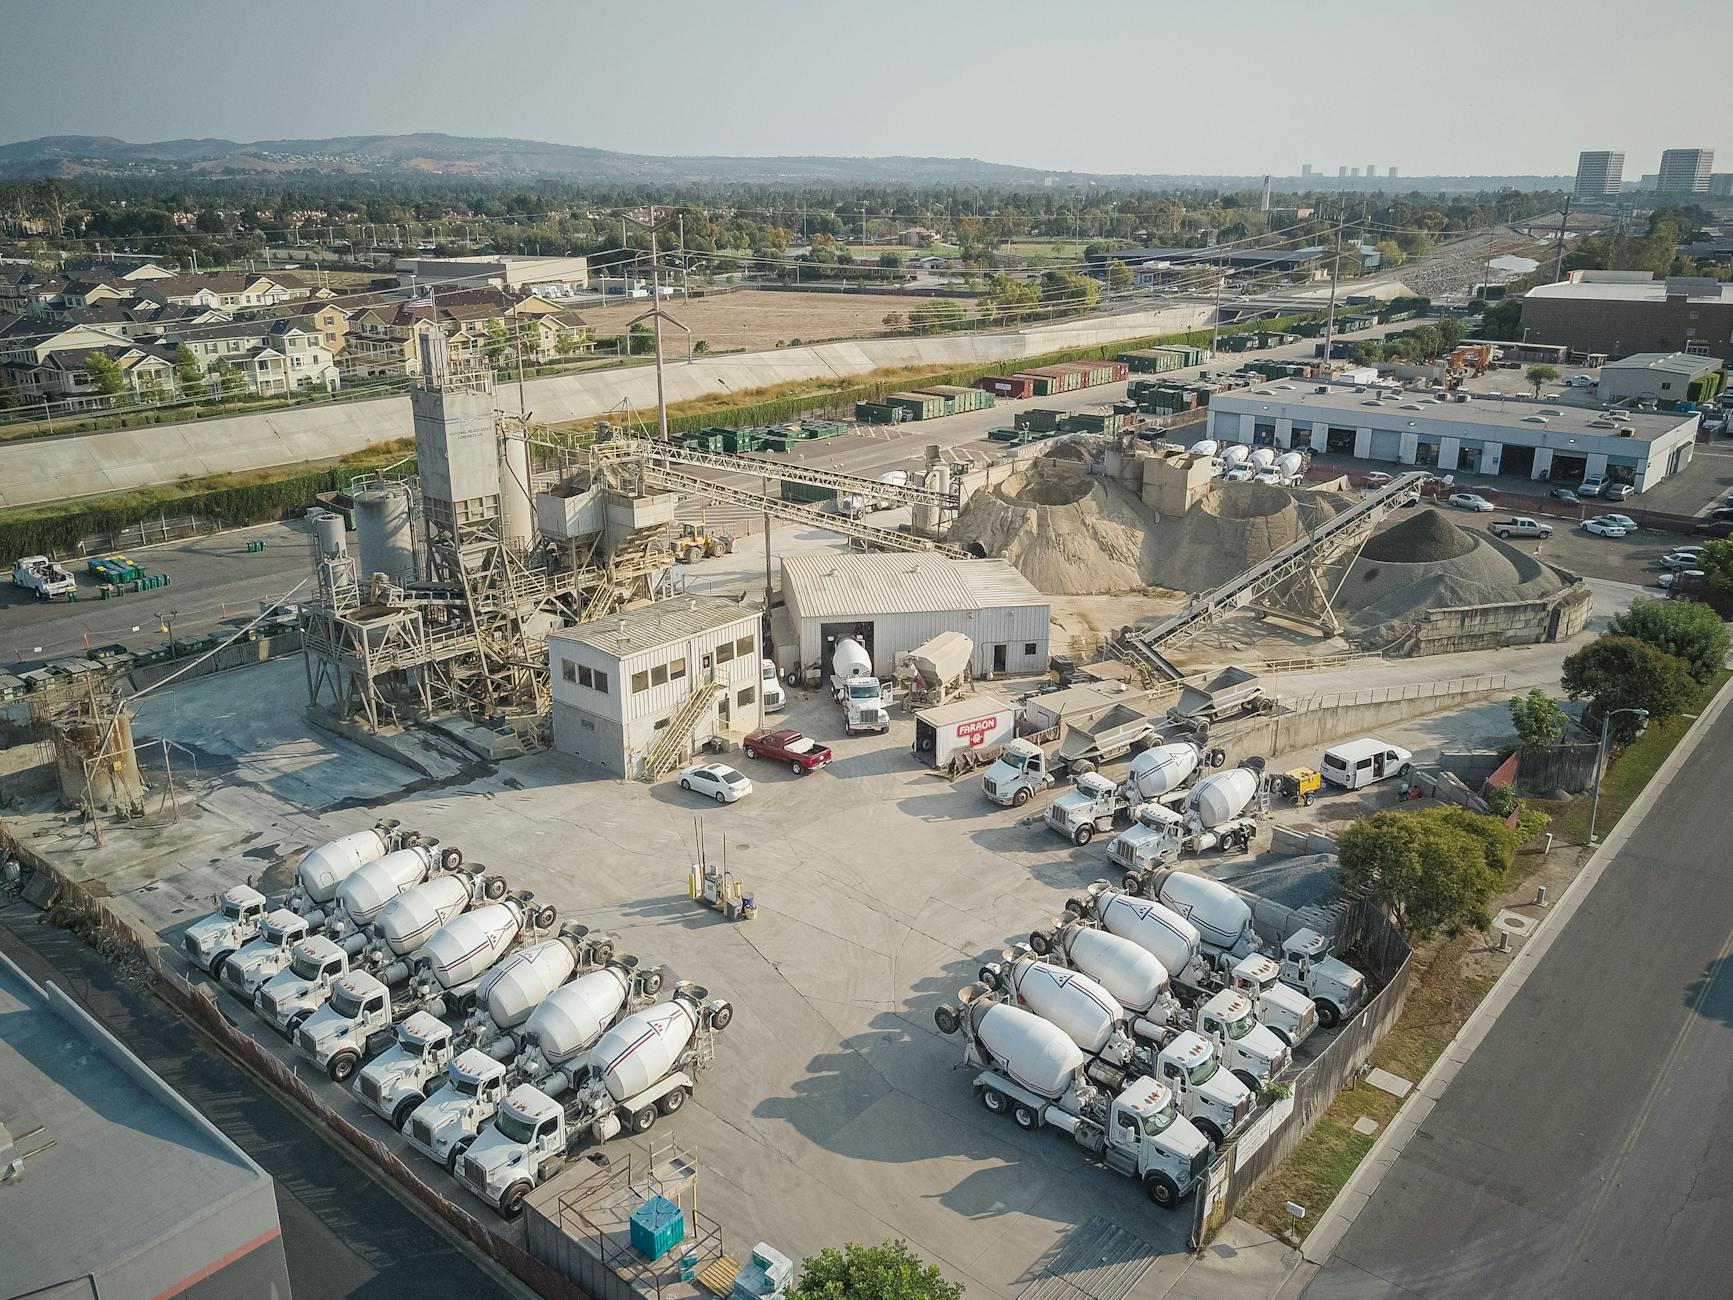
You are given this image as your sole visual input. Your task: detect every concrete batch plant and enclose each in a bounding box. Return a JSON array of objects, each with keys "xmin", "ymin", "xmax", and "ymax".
[
  {"xmin": 776, "ymin": 551, "xmax": 1050, "ymax": 681},
  {"xmin": 0, "ymin": 951, "xmax": 292, "ymax": 1299}
]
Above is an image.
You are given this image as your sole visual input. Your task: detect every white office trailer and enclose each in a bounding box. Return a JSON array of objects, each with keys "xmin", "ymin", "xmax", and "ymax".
[
  {"xmin": 548, "ymin": 596, "xmax": 764, "ymax": 779},
  {"xmin": 1205, "ymin": 385, "xmax": 1700, "ymax": 494},
  {"xmin": 779, "ymin": 553, "xmax": 1050, "ymax": 681}
]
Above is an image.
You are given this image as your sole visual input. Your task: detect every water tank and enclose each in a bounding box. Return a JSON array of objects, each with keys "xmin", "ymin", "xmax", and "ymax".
[
  {"xmin": 1063, "ymin": 927, "xmax": 1171, "ymax": 1016},
  {"xmin": 354, "ymin": 487, "xmax": 416, "ymax": 584},
  {"xmin": 832, "ymin": 637, "xmax": 872, "ymax": 680},
  {"xmin": 1006, "ymin": 960, "xmax": 1122, "ymax": 1056},
  {"xmin": 523, "ymin": 967, "xmax": 632, "ymax": 1063},
  {"xmin": 374, "ymin": 875, "xmax": 472, "ymax": 957},
  {"xmin": 499, "ymin": 433, "xmax": 532, "ymax": 551},
  {"xmin": 1124, "ymin": 743, "xmax": 1200, "ymax": 800},
  {"xmin": 311, "ymin": 510, "xmax": 347, "ymax": 559},
  {"xmin": 334, "ymin": 846, "xmax": 432, "ymax": 928},
  {"xmin": 296, "ymin": 827, "xmax": 393, "ymax": 905},
  {"xmin": 1097, "ymin": 891, "xmax": 1200, "ymax": 978},
  {"xmin": 422, "ymin": 902, "xmax": 522, "ymax": 989},
  {"xmin": 1219, "ymin": 444, "xmax": 1249, "ymax": 466},
  {"xmin": 592, "ymin": 997, "xmax": 698, "ymax": 1102},
  {"xmin": 478, "ymin": 938, "xmax": 581, "ymax": 1031},
  {"xmin": 1155, "ymin": 871, "xmax": 1254, "ymax": 951},
  {"xmin": 973, "ymin": 1002, "xmax": 1084, "ymax": 1101},
  {"xmin": 1188, "ymin": 767, "xmax": 1259, "ymax": 828},
  {"xmin": 1248, "ymin": 447, "xmax": 1277, "ymax": 469}
]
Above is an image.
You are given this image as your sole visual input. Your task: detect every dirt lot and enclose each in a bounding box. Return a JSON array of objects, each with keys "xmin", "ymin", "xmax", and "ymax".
[{"xmin": 577, "ymin": 289, "xmax": 974, "ymax": 352}]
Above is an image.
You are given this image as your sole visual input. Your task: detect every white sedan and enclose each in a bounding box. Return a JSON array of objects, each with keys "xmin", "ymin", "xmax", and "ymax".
[
  {"xmin": 1582, "ymin": 517, "xmax": 1629, "ymax": 538},
  {"xmin": 678, "ymin": 762, "xmax": 754, "ymax": 804},
  {"xmin": 1596, "ymin": 514, "xmax": 1638, "ymax": 532},
  {"xmin": 1657, "ymin": 569, "xmax": 1705, "ymax": 589},
  {"xmin": 1448, "ymin": 493, "xmax": 1495, "ymax": 512},
  {"xmin": 1660, "ymin": 548, "xmax": 1705, "ymax": 568}
]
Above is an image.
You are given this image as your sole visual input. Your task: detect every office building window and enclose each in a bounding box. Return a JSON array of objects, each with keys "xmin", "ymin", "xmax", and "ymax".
[
  {"xmin": 737, "ymin": 686, "xmax": 756, "ymax": 708},
  {"xmin": 632, "ymin": 670, "xmax": 650, "ymax": 693},
  {"xmin": 561, "ymin": 660, "xmax": 576, "ymax": 683}
]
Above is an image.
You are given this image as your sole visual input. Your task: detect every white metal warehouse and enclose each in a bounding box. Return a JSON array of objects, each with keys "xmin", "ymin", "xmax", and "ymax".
[{"xmin": 779, "ymin": 553, "xmax": 1050, "ymax": 680}]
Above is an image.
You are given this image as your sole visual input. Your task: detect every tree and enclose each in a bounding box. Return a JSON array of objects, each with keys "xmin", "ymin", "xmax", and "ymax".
[
  {"xmin": 1606, "ymin": 597, "xmax": 1730, "ymax": 685},
  {"xmin": 82, "ymin": 352, "xmax": 125, "ymax": 398},
  {"xmin": 1039, "ymin": 269, "xmax": 1100, "ymax": 316},
  {"xmin": 208, "ymin": 357, "xmax": 246, "ymax": 400},
  {"xmin": 138, "ymin": 375, "xmax": 165, "ymax": 406},
  {"xmin": 791, "ymin": 1241, "xmax": 961, "ymax": 1300},
  {"xmin": 173, "ymin": 344, "xmax": 204, "ymax": 392},
  {"xmin": 1436, "ymin": 318, "xmax": 1469, "ymax": 352},
  {"xmin": 1701, "ymin": 539, "xmax": 1733, "ymax": 595},
  {"xmin": 1374, "ymin": 239, "xmax": 1406, "ymax": 268},
  {"xmin": 484, "ymin": 319, "xmax": 510, "ymax": 366},
  {"xmin": 1106, "ymin": 259, "xmax": 1132, "ymax": 290},
  {"xmin": 1561, "ymin": 635, "xmax": 1699, "ymax": 741},
  {"xmin": 1525, "ymin": 363, "xmax": 1559, "ymax": 397},
  {"xmin": 878, "ymin": 251, "xmax": 904, "ymax": 270},
  {"xmin": 195, "ymin": 208, "xmax": 228, "ymax": 234},
  {"xmin": 1478, "ymin": 297, "xmax": 1523, "ymax": 341},
  {"xmin": 1508, "ymin": 688, "xmax": 1569, "ymax": 748},
  {"xmin": 1337, "ymin": 807, "xmax": 1508, "ymax": 940},
  {"xmin": 908, "ymin": 300, "xmax": 965, "ymax": 335},
  {"xmin": 555, "ymin": 330, "xmax": 580, "ymax": 358},
  {"xmin": 1409, "ymin": 324, "xmax": 1443, "ymax": 360}
]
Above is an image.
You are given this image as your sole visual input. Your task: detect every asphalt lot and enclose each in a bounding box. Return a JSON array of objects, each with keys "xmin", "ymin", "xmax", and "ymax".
[
  {"xmin": 1301, "ymin": 696, "xmax": 1733, "ymax": 1300},
  {"xmin": 0, "ymin": 898, "xmax": 523, "ymax": 1300}
]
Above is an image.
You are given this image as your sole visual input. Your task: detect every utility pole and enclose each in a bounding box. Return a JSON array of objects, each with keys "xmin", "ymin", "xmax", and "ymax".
[
  {"xmin": 1550, "ymin": 194, "xmax": 1573, "ymax": 284},
  {"xmin": 1209, "ymin": 269, "xmax": 1224, "ymax": 356},
  {"xmin": 624, "ymin": 206, "xmax": 690, "ymax": 444},
  {"xmin": 1317, "ymin": 204, "xmax": 1346, "ymax": 375}
]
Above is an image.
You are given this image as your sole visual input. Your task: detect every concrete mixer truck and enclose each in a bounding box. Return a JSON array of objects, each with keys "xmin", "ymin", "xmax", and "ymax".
[
  {"xmin": 180, "ymin": 884, "xmax": 269, "ymax": 977},
  {"xmin": 218, "ymin": 908, "xmax": 313, "ymax": 1001},
  {"xmin": 830, "ymin": 636, "xmax": 892, "ymax": 734},
  {"xmin": 1104, "ymin": 760, "xmax": 1268, "ymax": 870},
  {"xmin": 456, "ymin": 984, "xmax": 733, "ymax": 1218},
  {"xmin": 352, "ymin": 1011, "xmax": 459, "ymax": 1130},
  {"xmin": 285, "ymin": 820, "xmax": 409, "ymax": 921},
  {"xmin": 1025, "ymin": 923, "xmax": 1180, "ymax": 1034},
  {"xmin": 932, "ymin": 988, "xmax": 1210, "ymax": 1208},
  {"xmin": 977, "ymin": 950, "xmax": 1252, "ymax": 1147},
  {"xmin": 1044, "ymin": 742, "xmax": 1225, "ymax": 845},
  {"xmin": 294, "ymin": 893, "xmax": 556, "ymax": 1081}
]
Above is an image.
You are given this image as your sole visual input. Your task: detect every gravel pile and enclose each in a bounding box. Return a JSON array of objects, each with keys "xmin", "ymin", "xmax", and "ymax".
[{"xmin": 1360, "ymin": 508, "xmax": 1477, "ymax": 563}]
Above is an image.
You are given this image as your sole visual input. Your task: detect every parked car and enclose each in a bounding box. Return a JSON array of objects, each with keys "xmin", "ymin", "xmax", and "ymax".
[
  {"xmin": 1363, "ymin": 471, "xmax": 1393, "ymax": 487},
  {"xmin": 1448, "ymin": 493, "xmax": 1495, "ymax": 512},
  {"xmin": 1578, "ymin": 475, "xmax": 1608, "ymax": 497},
  {"xmin": 1660, "ymin": 548, "xmax": 1705, "ymax": 568},
  {"xmin": 1582, "ymin": 517, "xmax": 1629, "ymax": 538},
  {"xmin": 1550, "ymin": 487, "xmax": 1581, "ymax": 504},
  {"xmin": 1604, "ymin": 483, "xmax": 1634, "ymax": 502},
  {"xmin": 1657, "ymin": 569, "xmax": 1705, "ymax": 589},
  {"xmin": 1492, "ymin": 517, "xmax": 1553, "ymax": 540},
  {"xmin": 677, "ymin": 763, "xmax": 754, "ymax": 804},
  {"xmin": 742, "ymin": 728, "xmax": 832, "ymax": 773},
  {"xmin": 1596, "ymin": 514, "xmax": 1638, "ymax": 532},
  {"xmin": 1695, "ymin": 520, "xmax": 1733, "ymax": 538},
  {"xmin": 1567, "ymin": 375, "xmax": 1598, "ymax": 389}
]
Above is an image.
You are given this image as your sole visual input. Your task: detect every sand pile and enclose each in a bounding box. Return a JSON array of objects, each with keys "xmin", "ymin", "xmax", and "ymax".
[
  {"xmin": 949, "ymin": 457, "xmax": 1349, "ymax": 595},
  {"xmin": 1340, "ymin": 509, "xmax": 1572, "ymax": 643}
]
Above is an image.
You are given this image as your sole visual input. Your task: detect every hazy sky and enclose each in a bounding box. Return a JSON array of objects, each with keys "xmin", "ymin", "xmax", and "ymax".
[{"xmin": 5, "ymin": 0, "xmax": 1725, "ymax": 177}]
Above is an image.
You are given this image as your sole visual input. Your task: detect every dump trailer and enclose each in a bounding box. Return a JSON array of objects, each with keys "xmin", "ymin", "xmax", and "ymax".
[
  {"xmin": 1054, "ymin": 703, "xmax": 1161, "ymax": 775},
  {"xmin": 1166, "ymin": 667, "xmax": 1271, "ymax": 738}
]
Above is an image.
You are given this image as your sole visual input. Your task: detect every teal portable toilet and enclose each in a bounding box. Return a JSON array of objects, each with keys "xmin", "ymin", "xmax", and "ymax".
[{"xmin": 630, "ymin": 1195, "xmax": 685, "ymax": 1261}]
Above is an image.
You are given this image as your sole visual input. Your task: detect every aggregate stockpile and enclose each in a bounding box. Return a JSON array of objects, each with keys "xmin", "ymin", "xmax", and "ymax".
[
  {"xmin": 1339, "ymin": 508, "xmax": 1575, "ymax": 644},
  {"xmin": 948, "ymin": 454, "xmax": 1349, "ymax": 595}
]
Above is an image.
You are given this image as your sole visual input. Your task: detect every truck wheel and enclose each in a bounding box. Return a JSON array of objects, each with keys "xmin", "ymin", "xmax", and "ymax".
[
  {"xmin": 392, "ymin": 1096, "xmax": 421, "ymax": 1131},
  {"xmin": 328, "ymin": 1051, "xmax": 360, "ymax": 1084},
  {"xmin": 1026, "ymin": 930, "xmax": 1052, "ymax": 956},
  {"xmin": 1232, "ymin": 1069, "xmax": 1260, "ymax": 1094},
  {"xmin": 1397, "ymin": 762, "xmax": 1412, "ymax": 778},
  {"xmin": 1144, "ymin": 1173, "xmax": 1181, "ymax": 1209},
  {"xmin": 447, "ymin": 1137, "xmax": 474, "ymax": 1175},
  {"xmin": 709, "ymin": 1001, "xmax": 733, "ymax": 1031},
  {"xmin": 657, "ymin": 1087, "xmax": 687, "ymax": 1116},
  {"xmin": 790, "ymin": 761, "xmax": 805, "ymax": 775},
  {"xmin": 1012, "ymin": 787, "xmax": 1031, "ymax": 807},
  {"xmin": 978, "ymin": 965, "xmax": 1002, "ymax": 991},
  {"xmin": 1122, "ymin": 869, "xmax": 1146, "ymax": 897},
  {"xmin": 1314, "ymin": 999, "xmax": 1342, "ymax": 1029},
  {"xmin": 1073, "ymin": 825, "xmax": 1095, "ymax": 846},
  {"xmin": 499, "ymin": 1180, "xmax": 533, "ymax": 1220},
  {"xmin": 1072, "ymin": 759, "xmax": 1096, "ymax": 776},
  {"xmin": 287, "ymin": 1010, "xmax": 311, "ymax": 1035},
  {"xmin": 917, "ymin": 734, "xmax": 935, "ymax": 753},
  {"xmin": 1012, "ymin": 1103, "xmax": 1039, "ymax": 1131},
  {"xmin": 440, "ymin": 846, "xmax": 464, "ymax": 870},
  {"xmin": 535, "ymin": 904, "xmax": 558, "ymax": 929},
  {"xmin": 744, "ymin": 746, "xmax": 758, "ymax": 760},
  {"xmin": 1207, "ymin": 748, "xmax": 1226, "ymax": 768},
  {"xmin": 641, "ymin": 969, "xmax": 664, "ymax": 997},
  {"xmin": 629, "ymin": 1105, "xmax": 658, "ymax": 1134},
  {"xmin": 934, "ymin": 1004, "xmax": 961, "ymax": 1035},
  {"xmin": 1196, "ymin": 1119, "xmax": 1225, "ymax": 1149},
  {"xmin": 208, "ymin": 951, "xmax": 231, "ymax": 981},
  {"xmin": 1270, "ymin": 1026, "xmax": 1292, "ymax": 1048},
  {"xmin": 981, "ymin": 1087, "xmax": 1008, "ymax": 1116},
  {"xmin": 484, "ymin": 876, "xmax": 508, "ymax": 900}
]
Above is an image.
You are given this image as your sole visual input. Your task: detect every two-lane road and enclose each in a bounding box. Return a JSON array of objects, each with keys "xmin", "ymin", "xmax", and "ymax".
[{"xmin": 1304, "ymin": 695, "xmax": 1733, "ymax": 1299}]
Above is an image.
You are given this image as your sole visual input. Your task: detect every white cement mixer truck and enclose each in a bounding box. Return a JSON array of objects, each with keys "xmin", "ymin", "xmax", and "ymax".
[
  {"xmin": 285, "ymin": 821, "xmax": 407, "ymax": 921},
  {"xmin": 830, "ymin": 637, "xmax": 892, "ymax": 734},
  {"xmin": 1025, "ymin": 923, "xmax": 1180, "ymax": 1034},
  {"xmin": 181, "ymin": 884, "xmax": 269, "ymax": 977},
  {"xmin": 932, "ymin": 989, "xmax": 1210, "ymax": 1208},
  {"xmin": 1275, "ymin": 928, "xmax": 1367, "ymax": 1029},
  {"xmin": 403, "ymin": 1050, "xmax": 511, "ymax": 1172},
  {"xmin": 218, "ymin": 909, "xmax": 312, "ymax": 1000},
  {"xmin": 1044, "ymin": 742, "xmax": 1224, "ymax": 845},
  {"xmin": 1105, "ymin": 761, "xmax": 1268, "ymax": 870},
  {"xmin": 352, "ymin": 1011, "xmax": 458, "ymax": 1130},
  {"xmin": 456, "ymin": 984, "xmax": 733, "ymax": 1218}
]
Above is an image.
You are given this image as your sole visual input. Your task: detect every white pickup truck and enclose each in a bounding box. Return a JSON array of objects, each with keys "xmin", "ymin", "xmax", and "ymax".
[
  {"xmin": 11, "ymin": 555, "xmax": 76, "ymax": 600},
  {"xmin": 1491, "ymin": 517, "xmax": 1553, "ymax": 540}
]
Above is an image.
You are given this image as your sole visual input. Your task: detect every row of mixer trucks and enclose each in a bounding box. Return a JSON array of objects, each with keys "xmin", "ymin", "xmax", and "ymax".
[
  {"xmin": 1186, "ymin": 440, "xmax": 1308, "ymax": 485},
  {"xmin": 178, "ymin": 820, "xmax": 732, "ymax": 1218}
]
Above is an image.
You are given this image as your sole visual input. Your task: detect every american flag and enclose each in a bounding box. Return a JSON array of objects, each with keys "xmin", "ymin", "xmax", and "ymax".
[{"xmin": 404, "ymin": 294, "xmax": 433, "ymax": 308}]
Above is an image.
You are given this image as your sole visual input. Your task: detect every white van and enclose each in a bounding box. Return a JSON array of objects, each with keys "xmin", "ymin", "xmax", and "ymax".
[{"xmin": 1320, "ymin": 738, "xmax": 1413, "ymax": 790}]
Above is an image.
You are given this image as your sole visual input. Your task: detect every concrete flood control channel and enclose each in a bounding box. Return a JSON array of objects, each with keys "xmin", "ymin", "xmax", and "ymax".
[{"xmin": 2, "ymin": 652, "xmax": 1423, "ymax": 1300}]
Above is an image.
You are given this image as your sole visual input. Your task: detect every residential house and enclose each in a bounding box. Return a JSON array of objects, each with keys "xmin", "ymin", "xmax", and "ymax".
[
  {"xmin": 133, "ymin": 272, "xmax": 311, "ymax": 314},
  {"xmin": 0, "ymin": 315, "xmax": 138, "ymax": 366},
  {"xmin": 2, "ymin": 342, "xmax": 179, "ymax": 409},
  {"xmin": 161, "ymin": 317, "xmax": 340, "ymax": 395}
]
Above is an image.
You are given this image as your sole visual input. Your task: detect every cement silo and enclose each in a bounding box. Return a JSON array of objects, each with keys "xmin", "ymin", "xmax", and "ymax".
[{"xmin": 354, "ymin": 487, "xmax": 416, "ymax": 584}]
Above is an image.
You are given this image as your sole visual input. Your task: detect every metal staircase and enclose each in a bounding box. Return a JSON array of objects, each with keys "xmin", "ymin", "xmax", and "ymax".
[
  {"xmin": 643, "ymin": 675, "xmax": 723, "ymax": 779},
  {"xmin": 1116, "ymin": 471, "xmax": 1429, "ymax": 676}
]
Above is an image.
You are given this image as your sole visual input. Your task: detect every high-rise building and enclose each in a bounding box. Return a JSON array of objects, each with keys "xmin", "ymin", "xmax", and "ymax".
[
  {"xmin": 1338, "ymin": 165, "xmax": 1348, "ymax": 178},
  {"xmin": 1710, "ymin": 173, "xmax": 1733, "ymax": 198},
  {"xmin": 1657, "ymin": 149, "xmax": 1713, "ymax": 194},
  {"xmin": 1366, "ymin": 163, "xmax": 1375, "ymax": 180},
  {"xmin": 1574, "ymin": 151, "xmax": 1624, "ymax": 198},
  {"xmin": 1350, "ymin": 167, "xmax": 1360, "ymax": 178},
  {"xmin": 1387, "ymin": 166, "xmax": 1398, "ymax": 179},
  {"xmin": 1301, "ymin": 163, "xmax": 1313, "ymax": 179}
]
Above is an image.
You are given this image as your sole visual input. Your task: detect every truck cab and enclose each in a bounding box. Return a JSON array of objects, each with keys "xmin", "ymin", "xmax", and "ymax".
[
  {"xmin": 835, "ymin": 676, "xmax": 892, "ymax": 734},
  {"xmin": 760, "ymin": 659, "xmax": 786, "ymax": 712},
  {"xmin": 1106, "ymin": 803, "xmax": 1185, "ymax": 873},
  {"xmin": 1154, "ymin": 1031, "xmax": 1254, "ymax": 1147},
  {"xmin": 1195, "ymin": 989, "xmax": 1290, "ymax": 1090},
  {"xmin": 294, "ymin": 970, "xmax": 395, "ymax": 1082},
  {"xmin": 1278, "ymin": 928, "xmax": 1366, "ymax": 1028},
  {"xmin": 354, "ymin": 1011, "xmax": 454, "ymax": 1130},
  {"xmin": 1045, "ymin": 772, "xmax": 1128, "ymax": 845},
  {"xmin": 456, "ymin": 1083, "xmax": 571, "ymax": 1219},
  {"xmin": 403, "ymin": 1049, "xmax": 510, "ymax": 1171},
  {"xmin": 981, "ymin": 739, "xmax": 1055, "ymax": 806},
  {"xmin": 256, "ymin": 936, "xmax": 349, "ymax": 1035},
  {"xmin": 181, "ymin": 885, "xmax": 268, "ymax": 977},
  {"xmin": 219, "ymin": 909, "xmax": 311, "ymax": 1000},
  {"xmin": 1224, "ymin": 954, "xmax": 1318, "ymax": 1048},
  {"xmin": 1100, "ymin": 1077, "xmax": 1213, "ymax": 1209}
]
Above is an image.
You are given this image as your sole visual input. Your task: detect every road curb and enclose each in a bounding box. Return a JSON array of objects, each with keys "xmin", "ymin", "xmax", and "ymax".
[{"xmin": 1294, "ymin": 675, "xmax": 1733, "ymax": 1271}]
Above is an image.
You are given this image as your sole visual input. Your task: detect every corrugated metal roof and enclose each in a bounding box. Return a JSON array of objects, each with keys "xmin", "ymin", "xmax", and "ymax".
[
  {"xmin": 782, "ymin": 554, "xmax": 1046, "ymax": 620},
  {"xmin": 550, "ymin": 595, "xmax": 754, "ymax": 658},
  {"xmin": 1603, "ymin": 351, "xmax": 1722, "ymax": 376},
  {"xmin": 917, "ymin": 693, "xmax": 1015, "ymax": 725}
]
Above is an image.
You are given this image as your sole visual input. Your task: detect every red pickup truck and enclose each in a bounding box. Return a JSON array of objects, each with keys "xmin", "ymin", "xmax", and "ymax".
[{"xmin": 743, "ymin": 728, "xmax": 832, "ymax": 774}]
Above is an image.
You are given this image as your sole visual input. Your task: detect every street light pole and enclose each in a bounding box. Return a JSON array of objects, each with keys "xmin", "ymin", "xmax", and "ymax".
[{"xmin": 1587, "ymin": 706, "xmax": 1648, "ymax": 845}]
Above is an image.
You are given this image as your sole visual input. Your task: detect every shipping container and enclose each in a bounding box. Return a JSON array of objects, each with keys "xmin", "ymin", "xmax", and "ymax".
[
  {"xmin": 886, "ymin": 391, "xmax": 947, "ymax": 421},
  {"xmin": 855, "ymin": 401, "xmax": 907, "ymax": 424},
  {"xmin": 918, "ymin": 384, "xmax": 996, "ymax": 412},
  {"xmin": 799, "ymin": 419, "xmax": 847, "ymax": 439},
  {"xmin": 1014, "ymin": 408, "xmax": 1066, "ymax": 433},
  {"xmin": 781, "ymin": 481, "xmax": 839, "ymax": 504},
  {"xmin": 758, "ymin": 432, "xmax": 799, "ymax": 453},
  {"xmin": 976, "ymin": 374, "xmax": 1035, "ymax": 399},
  {"xmin": 722, "ymin": 427, "xmax": 764, "ymax": 454},
  {"xmin": 1121, "ymin": 349, "xmax": 1181, "ymax": 374},
  {"xmin": 1060, "ymin": 410, "xmax": 1127, "ymax": 435}
]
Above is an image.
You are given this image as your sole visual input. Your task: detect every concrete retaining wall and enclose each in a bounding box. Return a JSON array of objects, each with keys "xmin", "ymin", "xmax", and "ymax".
[
  {"xmin": 1212, "ymin": 674, "xmax": 1507, "ymax": 767},
  {"xmin": 1406, "ymin": 584, "xmax": 1592, "ymax": 657},
  {"xmin": 0, "ymin": 305, "xmax": 1210, "ymax": 510}
]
